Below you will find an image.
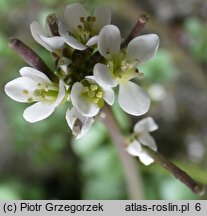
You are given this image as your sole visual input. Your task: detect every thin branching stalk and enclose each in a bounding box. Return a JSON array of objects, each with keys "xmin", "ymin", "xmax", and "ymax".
[
  {"xmin": 9, "ymin": 38, "xmax": 57, "ymax": 82},
  {"xmin": 101, "ymin": 105, "xmax": 144, "ymax": 199},
  {"xmin": 142, "ymin": 146, "xmax": 205, "ymax": 196},
  {"xmin": 121, "ymin": 14, "xmax": 149, "ymax": 48}
]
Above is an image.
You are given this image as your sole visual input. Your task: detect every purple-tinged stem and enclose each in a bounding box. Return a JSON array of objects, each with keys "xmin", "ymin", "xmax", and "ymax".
[
  {"xmin": 142, "ymin": 146, "xmax": 205, "ymax": 196},
  {"xmin": 121, "ymin": 14, "xmax": 149, "ymax": 48},
  {"xmin": 9, "ymin": 38, "xmax": 57, "ymax": 82},
  {"xmin": 101, "ymin": 105, "xmax": 143, "ymax": 199}
]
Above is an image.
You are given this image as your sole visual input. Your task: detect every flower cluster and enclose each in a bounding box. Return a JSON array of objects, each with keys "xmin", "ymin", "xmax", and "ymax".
[{"xmin": 5, "ymin": 3, "xmax": 159, "ymax": 143}]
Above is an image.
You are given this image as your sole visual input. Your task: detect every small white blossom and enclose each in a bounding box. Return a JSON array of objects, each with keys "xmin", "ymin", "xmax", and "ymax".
[
  {"xmin": 66, "ymin": 107, "xmax": 94, "ymax": 139},
  {"xmin": 30, "ymin": 21, "xmax": 65, "ymax": 52},
  {"xmin": 58, "ymin": 3, "xmax": 111, "ymax": 50},
  {"xmin": 4, "ymin": 67, "xmax": 66, "ymax": 123},
  {"xmin": 95, "ymin": 25, "xmax": 159, "ymax": 116},
  {"xmin": 126, "ymin": 117, "xmax": 158, "ymax": 165},
  {"xmin": 70, "ymin": 76, "xmax": 114, "ymax": 117}
]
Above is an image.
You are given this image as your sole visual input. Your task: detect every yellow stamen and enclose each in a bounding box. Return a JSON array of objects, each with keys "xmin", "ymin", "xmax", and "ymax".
[
  {"xmin": 27, "ymin": 97, "xmax": 33, "ymax": 103},
  {"xmin": 92, "ymin": 98, "xmax": 99, "ymax": 103},
  {"xmin": 88, "ymin": 90, "xmax": 95, "ymax": 98},
  {"xmin": 90, "ymin": 84, "xmax": 98, "ymax": 91},
  {"xmin": 22, "ymin": 90, "xmax": 29, "ymax": 95},
  {"xmin": 96, "ymin": 92, "xmax": 103, "ymax": 98},
  {"xmin": 83, "ymin": 86, "xmax": 89, "ymax": 92}
]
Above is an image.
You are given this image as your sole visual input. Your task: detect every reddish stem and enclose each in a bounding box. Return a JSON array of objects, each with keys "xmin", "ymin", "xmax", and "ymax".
[
  {"xmin": 121, "ymin": 14, "xmax": 149, "ymax": 48},
  {"xmin": 142, "ymin": 146, "xmax": 205, "ymax": 196},
  {"xmin": 9, "ymin": 38, "xmax": 57, "ymax": 82},
  {"xmin": 101, "ymin": 105, "xmax": 143, "ymax": 199}
]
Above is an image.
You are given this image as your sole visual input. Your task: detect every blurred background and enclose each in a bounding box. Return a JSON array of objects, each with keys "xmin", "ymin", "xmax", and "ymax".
[{"xmin": 0, "ymin": 0, "xmax": 207, "ymax": 199}]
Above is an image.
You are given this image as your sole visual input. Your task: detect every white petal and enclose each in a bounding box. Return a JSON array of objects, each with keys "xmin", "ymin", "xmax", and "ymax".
[
  {"xmin": 57, "ymin": 18, "xmax": 68, "ymax": 36},
  {"xmin": 85, "ymin": 76, "xmax": 96, "ymax": 84},
  {"xmin": 98, "ymin": 25, "xmax": 121, "ymax": 59},
  {"xmin": 138, "ymin": 151, "xmax": 154, "ymax": 166},
  {"xmin": 139, "ymin": 133, "xmax": 157, "ymax": 151},
  {"xmin": 58, "ymin": 14, "xmax": 86, "ymax": 50},
  {"xmin": 71, "ymin": 82, "xmax": 99, "ymax": 117},
  {"xmin": 66, "ymin": 107, "xmax": 94, "ymax": 139},
  {"xmin": 20, "ymin": 67, "xmax": 52, "ymax": 83},
  {"xmin": 118, "ymin": 81, "xmax": 150, "ymax": 116},
  {"xmin": 53, "ymin": 80, "xmax": 65, "ymax": 107},
  {"xmin": 64, "ymin": 3, "xmax": 87, "ymax": 34},
  {"xmin": 126, "ymin": 140, "xmax": 154, "ymax": 165},
  {"xmin": 93, "ymin": 63, "xmax": 117, "ymax": 88},
  {"xmin": 126, "ymin": 34, "xmax": 159, "ymax": 63},
  {"xmin": 134, "ymin": 117, "xmax": 158, "ymax": 133},
  {"xmin": 4, "ymin": 77, "xmax": 37, "ymax": 102},
  {"xmin": 62, "ymin": 34, "xmax": 87, "ymax": 50},
  {"xmin": 23, "ymin": 102, "xmax": 55, "ymax": 123},
  {"xmin": 86, "ymin": 35, "xmax": 98, "ymax": 47},
  {"xmin": 39, "ymin": 35, "xmax": 65, "ymax": 50},
  {"xmin": 30, "ymin": 21, "xmax": 52, "ymax": 51},
  {"xmin": 76, "ymin": 117, "xmax": 94, "ymax": 139},
  {"xmin": 93, "ymin": 6, "xmax": 111, "ymax": 34},
  {"xmin": 126, "ymin": 140, "xmax": 142, "ymax": 157},
  {"xmin": 103, "ymin": 88, "xmax": 115, "ymax": 105},
  {"xmin": 85, "ymin": 75, "xmax": 115, "ymax": 105}
]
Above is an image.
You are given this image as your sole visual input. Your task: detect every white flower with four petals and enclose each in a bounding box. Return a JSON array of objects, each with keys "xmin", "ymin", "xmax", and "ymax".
[
  {"xmin": 4, "ymin": 67, "xmax": 66, "ymax": 123},
  {"xmin": 70, "ymin": 74, "xmax": 114, "ymax": 117},
  {"xmin": 95, "ymin": 25, "xmax": 159, "ymax": 116},
  {"xmin": 58, "ymin": 3, "xmax": 111, "ymax": 50}
]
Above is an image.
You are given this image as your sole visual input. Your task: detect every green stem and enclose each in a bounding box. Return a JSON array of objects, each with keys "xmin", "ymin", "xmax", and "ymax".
[
  {"xmin": 142, "ymin": 145, "xmax": 205, "ymax": 196},
  {"xmin": 101, "ymin": 105, "xmax": 144, "ymax": 199}
]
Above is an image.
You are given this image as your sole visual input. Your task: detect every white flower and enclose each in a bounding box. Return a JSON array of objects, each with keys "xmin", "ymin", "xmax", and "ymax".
[
  {"xmin": 58, "ymin": 3, "xmax": 111, "ymax": 50},
  {"xmin": 70, "ymin": 75, "xmax": 114, "ymax": 117},
  {"xmin": 4, "ymin": 67, "xmax": 66, "ymax": 123},
  {"xmin": 66, "ymin": 107, "xmax": 94, "ymax": 139},
  {"xmin": 126, "ymin": 117, "xmax": 158, "ymax": 165},
  {"xmin": 30, "ymin": 21, "xmax": 65, "ymax": 52},
  {"xmin": 95, "ymin": 25, "xmax": 159, "ymax": 116}
]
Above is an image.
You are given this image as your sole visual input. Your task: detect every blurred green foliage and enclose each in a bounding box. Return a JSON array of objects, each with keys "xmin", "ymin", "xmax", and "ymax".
[
  {"xmin": 184, "ymin": 18, "xmax": 207, "ymax": 63},
  {"xmin": 139, "ymin": 49, "xmax": 178, "ymax": 84}
]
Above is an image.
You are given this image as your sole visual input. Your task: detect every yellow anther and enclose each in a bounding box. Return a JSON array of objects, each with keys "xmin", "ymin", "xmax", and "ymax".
[
  {"xmin": 27, "ymin": 97, "xmax": 33, "ymax": 103},
  {"xmin": 90, "ymin": 84, "xmax": 98, "ymax": 91},
  {"xmin": 44, "ymin": 85, "xmax": 49, "ymax": 91},
  {"xmin": 83, "ymin": 86, "xmax": 89, "ymax": 92},
  {"xmin": 22, "ymin": 89, "xmax": 29, "ymax": 95},
  {"xmin": 60, "ymin": 59, "xmax": 65, "ymax": 65},
  {"xmin": 92, "ymin": 98, "xmax": 99, "ymax": 104},
  {"xmin": 34, "ymin": 89, "xmax": 42, "ymax": 96},
  {"xmin": 88, "ymin": 90, "xmax": 95, "ymax": 98},
  {"xmin": 96, "ymin": 92, "xmax": 103, "ymax": 98}
]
